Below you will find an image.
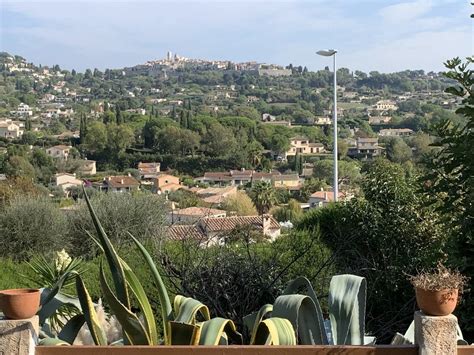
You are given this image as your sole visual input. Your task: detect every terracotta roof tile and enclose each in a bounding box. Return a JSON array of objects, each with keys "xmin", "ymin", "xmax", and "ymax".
[{"xmin": 166, "ymin": 225, "xmax": 206, "ymax": 241}]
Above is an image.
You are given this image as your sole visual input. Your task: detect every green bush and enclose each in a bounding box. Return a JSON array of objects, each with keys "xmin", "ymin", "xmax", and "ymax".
[{"xmin": 0, "ymin": 196, "xmax": 70, "ymax": 261}]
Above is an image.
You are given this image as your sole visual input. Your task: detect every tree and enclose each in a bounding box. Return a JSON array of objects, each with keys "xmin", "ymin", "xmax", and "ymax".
[
  {"xmin": 107, "ymin": 124, "xmax": 135, "ymax": 153},
  {"xmin": 25, "ymin": 117, "xmax": 32, "ymax": 131},
  {"xmin": 337, "ymin": 139, "xmax": 348, "ymax": 159},
  {"xmin": 269, "ymin": 134, "xmax": 290, "ymax": 156},
  {"xmin": 424, "ymin": 57, "xmax": 474, "ymax": 336},
  {"xmin": 222, "ymin": 191, "xmax": 258, "ymax": 216},
  {"xmin": 84, "ymin": 121, "xmax": 108, "ymax": 153},
  {"xmin": 202, "ymin": 123, "xmax": 237, "ymax": 157},
  {"xmin": 250, "ymin": 181, "xmax": 277, "ymax": 215},
  {"xmin": 272, "ymin": 199, "xmax": 303, "ymax": 223},
  {"xmin": 79, "ymin": 113, "xmax": 88, "ymax": 144},
  {"xmin": 313, "ymin": 160, "xmax": 361, "ymax": 186},
  {"xmin": 155, "ymin": 126, "xmax": 199, "ymax": 156},
  {"xmin": 298, "ymin": 159, "xmax": 446, "ymax": 342},
  {"xmin": 0, "ymin": 196, "xmax": 69, "ymax": 261},
  {"xmin": 115, "ymin": 106, "xmax": 123, "ymax": 125},
  {"xmin": 4, "ymin": 155, "xmax": 36, "ymax": 180},
  {"xmin": 294, "ymin": 151, "xmax": 303, "ymax": 175},
  {"xmin": 68, "ymin": 192, "xmax": 167, "ymax": 256},
  {"xmin": 385, "ymin": 137, "xmax": 413, "ymax": 163}
]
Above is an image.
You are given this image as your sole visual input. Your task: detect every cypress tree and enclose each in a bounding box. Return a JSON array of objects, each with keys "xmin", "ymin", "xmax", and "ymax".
[
  {"xmin": 115, "ymin": 106, "xmax": 122, "ymax": 125},
  {"xmin": 171, "ymin": 105, "xmax": 177, "ymax": 120},
  {"xmin": 186, "ymin": 110, "xmax": 192, "ymax": 129},
  {"xmin": 179, "ymin": 110, "xmax": 185, "ymax": 127},
  {"xmin": 25, "ymin": 117, "xmax": 32, "ymax": 131},
  {"xmin": 295, "ymin": 151, "xmax": 303, "ymax": 175}
]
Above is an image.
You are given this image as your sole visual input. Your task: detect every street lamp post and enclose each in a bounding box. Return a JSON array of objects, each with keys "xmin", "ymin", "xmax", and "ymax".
[{"xmin": 316, "ymin": 49, "xmax": 338, "ymax": 202}]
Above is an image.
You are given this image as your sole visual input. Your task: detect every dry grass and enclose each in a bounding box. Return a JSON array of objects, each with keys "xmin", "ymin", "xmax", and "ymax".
[{"xmin": 409, "ymin": 264, "xmax": 469, "ymax": 293}]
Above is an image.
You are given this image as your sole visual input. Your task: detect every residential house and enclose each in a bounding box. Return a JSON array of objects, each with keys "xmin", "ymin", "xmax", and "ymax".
[
  {"xmin": 168, "ymin": 207, "xmax": 226, "ymax": 224},
  {"xmin": 52, "ymin": 173, "xmax": 82, "ymax": 195},
  {"xmin": 314, "ymin": 116, "xmax": 331, "ymax": 125},
  {"xmin": 347, "ymin": 138, "xmax": 383, "ymax": 159},
  {"xmin": 308, "ymin": 190, "xmax": 353, "ymax": 209},
  {"xmin": 166, "ymin": 215, "xmax": 281, "ymax": 245},
  {"xmin": 0, "ymin": 119, "xmax": 23, "ymax": 139},
  {"xmin": 368, "ymin": 116, "xmax": 392, "ymax": 125},
  {"xmin": 11, "ymin": 103, "xmax": 33, "ymax": 117},
  {"xmin": 198, "ymin": 170, "xmax": 284, "ymax": 187},
  {"xmin": 138, "ymin": 162, "xmax": 161, "ymax": 182},
  {"xmin": 374, "ymin": 100, "xmax": 398, "ymax": 111},
  {"xmin": 262, "ymin": 120, "xmax": 292, "ymax": 127},
  {"xmin": 155, "ymin": 173, "xmax": 180, "ymax": 194},
  {"xmin": 272, "ymin": 174, "xmax": 301, "ymax": 190},
  {"xmin": 379, "ymin": 128, "xmax": 414, "ymax": 137},
  {"xmin": 262, "ymin": 113, "xmax": 276, "ymax": 122},
  {"xmin": 46, "ymin": 145, "xmax": 72, "ymax": 160},
  {"xmin": 77, "ymin": 160, "xmax": 97, "ymax": 176},
  {"xmin": 283, "ymin": 137, "xmax": 326, "ymax": 159},
  {"xmin": 98, "ymin": 175, "xmax": 140, "ymax": 193}
]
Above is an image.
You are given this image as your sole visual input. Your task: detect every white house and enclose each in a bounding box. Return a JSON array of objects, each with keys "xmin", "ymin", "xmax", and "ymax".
[
  {"xmin": 12, "ymin": 103, "xmax": 33, "ymax": 116},
  {"xmin": 379, "ymin": 128, "xmax": 414, "ymax": 137},
  {"xmin": 0, "ymin": 119, "xmax": 23, "ymax": 139},
  {"xmin": 53, "ymin": 173, "xmax": 83, "ymax": 195},
  {"xmin": 283, "ymin": 137, "xmax": 326, "ymax": 159},
  {"xmin": 46, "ymin": 145, "xmax": 72, "ymax": 160},
  {"xmin": 375, "ymin": 100, "xmax": 398, "ymax": 111}
]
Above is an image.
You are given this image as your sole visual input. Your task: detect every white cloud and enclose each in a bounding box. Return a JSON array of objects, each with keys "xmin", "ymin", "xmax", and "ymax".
[
  {"xmin": 348, "ymin": 27, "xmax": 472, "ymax": 72},
  {"xmin": 379, "ymin": 0, "xmax": 433, "ymax": 23}
]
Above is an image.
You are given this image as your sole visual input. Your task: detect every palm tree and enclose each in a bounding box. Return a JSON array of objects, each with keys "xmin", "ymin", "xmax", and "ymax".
[{"xmin": 250, "ymin": 181, "xmax": 277, "ymax": 215}]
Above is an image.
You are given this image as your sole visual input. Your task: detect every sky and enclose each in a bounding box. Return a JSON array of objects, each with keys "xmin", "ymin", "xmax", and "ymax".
[{"xmin": 1, "ymin": 0, "xmax": 473, "ymax": 73}]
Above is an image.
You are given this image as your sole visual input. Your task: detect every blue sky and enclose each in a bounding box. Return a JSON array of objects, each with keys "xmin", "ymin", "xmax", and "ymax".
[{"xmin": 1, "ymin": 0, "xmax": 472, "ymax": 73}]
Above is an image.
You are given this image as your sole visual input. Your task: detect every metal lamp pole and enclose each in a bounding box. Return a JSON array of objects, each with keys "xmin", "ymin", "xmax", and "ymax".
[{"xmin": 316, "ymin": 49, "xmax": 338, "ymax": 202}]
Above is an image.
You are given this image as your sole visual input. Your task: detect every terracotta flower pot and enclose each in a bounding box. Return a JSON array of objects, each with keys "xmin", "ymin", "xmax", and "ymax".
[
  {"xmin": 0, "ymin": 288, "xmax": 40, "ymax": 319},
  {"xmin": 415, "ymin": 287, "xmax": 458, "ymax": 316}
]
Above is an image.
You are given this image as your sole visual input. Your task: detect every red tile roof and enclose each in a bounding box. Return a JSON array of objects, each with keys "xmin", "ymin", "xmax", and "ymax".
[
  {"xmin": 105, "ymin": 175, "xmax": 140, "ymax": 188},
  {"xmin": 200, "ymin": 215, "xmax": 279, "ymax": 232},
  {"xmin": 167, "ymin": 225, "xmax": 206, "ymax": 241}
]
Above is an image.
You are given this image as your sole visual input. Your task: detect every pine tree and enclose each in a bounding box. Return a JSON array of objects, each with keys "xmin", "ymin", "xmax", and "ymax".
[
  {"xmin": 186, "ymin": 110, "xmax": 192, "ymax": 129},
  {"xmin": 187, "ymin": 99, "xmax": 192, "ymax": 111}
]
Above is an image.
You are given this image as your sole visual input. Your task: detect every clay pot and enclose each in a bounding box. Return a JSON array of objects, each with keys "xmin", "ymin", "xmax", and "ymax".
[
  {"xmin": 0, "ymin": 288, "xmax": 40, "ymax": 319},
  {"xmin": 415, "ymin": 287, "xmax": 458, "ymax": 316}
]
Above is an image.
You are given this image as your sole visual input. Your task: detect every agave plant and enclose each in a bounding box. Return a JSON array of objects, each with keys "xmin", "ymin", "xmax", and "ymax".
[
  {"xmin": 244, "ymin": 275, "xmax": 375, "ymax": 345},
  {"xmin": 38, "ymin": 186, "xmax": 376, "ymax": 347},
  {"xmin": 38, "ymin": 187, "xmax": 242, "ymax": 346}
]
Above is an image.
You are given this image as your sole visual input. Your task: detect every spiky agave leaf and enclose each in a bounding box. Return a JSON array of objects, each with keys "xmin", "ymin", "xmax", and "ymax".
[
  {"xmin": 128, "ymin": 232, "xmax": 173, "ymax": 345},
  {"xmin": 120, "ymin": 259, "xmax": 158, "ymax": 344},
  {"xmin": 83, "ymin": 186, "xmax": 130, "ymax": 309},
  {"xmin": 252, "ymin": 318, "xmax": 296, "ymax": 345},
  {"xmin": 173, "ymin": 295, "xmax": 211, "ymax": 324},
  {"xmin": 243, "ymin": 303, "xmax": 273, "ymax": 345},
  {"xmin": 283, "ymin": 276, "xmax": 328, "ymax": 344},
  {"xmin": 99, "ymin": 263, "xmax": 150, "ymax": 345},
  {"xmin": 198, "ymin": 317, "xmax": 242, "ymax": 345},
  {"xmin": 76, "ymin": 275, "xmax": 107, "ymax": 345},
  {"xmin": 272, "ymin": 294, "xmax": 327, "ymax": 345},
  {"xmin": 328, "ymin": 274, "xmax": 366, "ymax": 345}
]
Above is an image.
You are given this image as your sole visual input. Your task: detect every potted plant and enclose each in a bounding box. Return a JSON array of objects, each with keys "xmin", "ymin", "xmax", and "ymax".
[
  {"xmin": 410, "ymin": 264, "xmax": 468, "ymax": 316},
  {"xmin": 0, "ymin": 288, "xmax": 41, "ymax": 319}
]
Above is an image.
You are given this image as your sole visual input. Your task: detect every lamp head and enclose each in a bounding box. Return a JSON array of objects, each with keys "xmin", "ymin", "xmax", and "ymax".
[{"xmin": 316, "ymin": 49, "xmax": 337, "ymax": 56}]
